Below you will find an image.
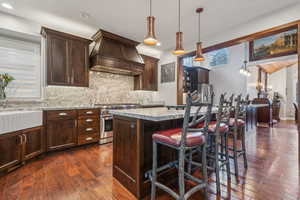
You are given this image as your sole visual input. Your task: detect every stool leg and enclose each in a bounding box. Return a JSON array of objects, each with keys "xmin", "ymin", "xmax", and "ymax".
[
  {"xmin": 214, "ymin": 136, "xmax": 221, "ymax": 196},
  {"xmin": 225, "ymin": 133, "xmax": 231, "ymax": 183},
  {"xmin": 241, "ymin": 126, "xmax": 248, "ymax": 169},
  {"xmin": 188, "ymin": 150, "xmax": 192, "ymax": 174},
  {"xmin": 178, "ymin": 148, "xmax": 185, "ymax": 200},
  {"xmin": 201, "ymin": 144, "xmax": 208, "ymax": 200},
  {"xmin": 151, "ymin": 141, "xmax": 157, "ymax": 200},
  {"xmin": 220, "ymin": 135, "xmax": 225, "ymax": 160},
  {"xmin": 233, "ymin": 129, "xmax": 239, "ymax": 178}
]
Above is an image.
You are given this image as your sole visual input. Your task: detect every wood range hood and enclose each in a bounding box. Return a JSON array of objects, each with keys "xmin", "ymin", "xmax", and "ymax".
[{"xmin": 90, "ymin": 29, "xmax": 145, "ymax": 76}]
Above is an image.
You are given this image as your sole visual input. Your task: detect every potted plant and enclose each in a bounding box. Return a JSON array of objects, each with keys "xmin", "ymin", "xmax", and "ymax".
[{"xmin": 0, "ymin": 73, "xmax": 14, "ymax": 100}]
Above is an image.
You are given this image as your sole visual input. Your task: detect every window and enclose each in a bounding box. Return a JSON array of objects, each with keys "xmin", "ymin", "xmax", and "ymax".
[
  {"xmin": 183, "ymin": 48, "xmax": 229, "ymax": 69},
  {"xmin": 0, "ymin": 35, "xmax": 41, "ymax": 99}
]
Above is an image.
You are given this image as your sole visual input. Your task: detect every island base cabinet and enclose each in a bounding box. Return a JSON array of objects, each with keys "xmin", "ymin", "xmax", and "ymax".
[
  {"xmin": 46, "ymin": 119, "xmax": 77, "ymax": 151},
  {"xmin": 113, "ymin": 116, "xmax": 181, "ymax": 199},
  {"xmin": 0, "ymin": 132, "xmax": 22, "ymax": 172}
]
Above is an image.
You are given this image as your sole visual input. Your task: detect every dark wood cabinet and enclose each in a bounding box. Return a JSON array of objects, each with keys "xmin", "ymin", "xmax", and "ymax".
[
  {"xmin": 0, "ymin": 131, "xmax": 22, "ymax": 172},
  {"xmin": 0, "ymin": 126, "xmax": 44, "ymax": 173},
  {"xmin": 41, "ymin": 27, "xmax": 91, "ymax": 87},
  {"xmin": 134, "ymin": 55, "xmax": 159, "ymax": 91},
  {"xmin": 184, "ymin": 67, "xmax": 209, "ymax": 92},
  {"xmin": 46, "ymin": 118, "xmax": 77, "ymax": 151},
  {"xmin": 22, "ymin": 127, "xmax": 45, "ymax": 161}
]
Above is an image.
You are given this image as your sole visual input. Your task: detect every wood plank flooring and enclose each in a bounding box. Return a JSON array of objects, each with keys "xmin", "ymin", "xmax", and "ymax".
[{"xmin": 0, "ymin": 121, "xmax": 299, "ymax": 200}]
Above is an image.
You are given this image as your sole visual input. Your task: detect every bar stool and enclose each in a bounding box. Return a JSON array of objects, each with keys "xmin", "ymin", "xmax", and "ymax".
[
  {"xmin": 228, "ymin": 95, "xmax": 248, "ymax": 178},
  {"xmin": 195, "ymin": 94, "xmax": 232, "ymax": 196},
  {"xmin": 150, "ymin": 90, "xmax": 213, "ymax": 200}
]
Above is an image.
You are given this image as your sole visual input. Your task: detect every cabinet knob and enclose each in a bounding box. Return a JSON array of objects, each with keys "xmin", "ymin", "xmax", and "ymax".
[
  {"xmin": 86, "ymin": 128, "xmax": 93, "ymax": 132},
  {"xmin": 86, "ymin": 137, "xmax": 93, "ymax": 141},
  {"xmin": 59, "ymin": 112, "xmax": 68, "ymax": 116},
  {"xmin": 86, "ymin": 111, "xmax": 93, "ymax": 114},
  {"xmin": 130, "ymin": 124, "xmax": 135, "ymax": 129},
  {"xmin": 86, "ymin": 119, "xmax": 93, "ymax": 122}
]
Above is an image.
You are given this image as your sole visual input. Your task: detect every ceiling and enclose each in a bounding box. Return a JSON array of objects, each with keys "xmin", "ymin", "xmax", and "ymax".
[
  {"xmin": 0, "ymin": 0, "xmax": 299, "ymax": 50},
  {"xmin": 257, "ymin": 59, "xmax": 298, "ymax": 74}
]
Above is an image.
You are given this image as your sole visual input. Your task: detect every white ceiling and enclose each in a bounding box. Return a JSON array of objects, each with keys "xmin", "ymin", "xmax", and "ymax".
[{"xmin": 0, "ymin": 0, "xmax": 299, "ymax": 50}]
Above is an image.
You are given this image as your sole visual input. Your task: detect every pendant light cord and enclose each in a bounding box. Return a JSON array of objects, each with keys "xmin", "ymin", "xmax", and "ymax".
[
  {"xmin": 178, "ymin": 0, "xmax": 181, "ymax": 32},
  {"xmin": 198, "ymin": 12, "xmax": 200, "ymax": 42},
  {"xmin": 150, "ymin": 0, "xmax": 152, "ymax": 16}
]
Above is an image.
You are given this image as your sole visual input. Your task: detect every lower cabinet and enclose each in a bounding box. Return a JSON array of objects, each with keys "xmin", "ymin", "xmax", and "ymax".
[
  {"xmin": 22, "ymin": 127, "xmax": 45, "ymax": 161},
  {"xmin": 46, "ymin": 119, "xmax": 77, "ymax": 151},
  {"xmin": 0, "ymin": 126, "xmax": 44, "ymax": 173},
  {"xmin": 0, "ymin": 131, "xmax": 22, "ymax": 172}
]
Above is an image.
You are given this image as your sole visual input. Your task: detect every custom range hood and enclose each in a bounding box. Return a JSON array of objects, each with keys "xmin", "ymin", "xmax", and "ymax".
[{"xmin": 90, "ymin": 29, "xmax": 144, "ymax": 75}]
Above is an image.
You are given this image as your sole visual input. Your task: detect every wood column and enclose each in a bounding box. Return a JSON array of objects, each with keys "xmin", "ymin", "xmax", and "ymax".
[
  {"xmin": 257, "ymin": 68, "xmax": 262, "ymax": 97},
  {"xmin": 264, "ymin": 71, "xmax": 268, "ymax": 93}
]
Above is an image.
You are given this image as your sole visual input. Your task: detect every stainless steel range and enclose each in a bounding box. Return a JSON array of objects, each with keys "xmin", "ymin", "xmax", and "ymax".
[{"xmin": 96, "ymin": 104, "xmax": 141, "ymax": 144}]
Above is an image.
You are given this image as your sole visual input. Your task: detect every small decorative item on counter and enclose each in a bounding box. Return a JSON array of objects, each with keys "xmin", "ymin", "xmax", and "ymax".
[{"xmin": 0, "ymin": 73, "xmax": 14, "ymax": 100}]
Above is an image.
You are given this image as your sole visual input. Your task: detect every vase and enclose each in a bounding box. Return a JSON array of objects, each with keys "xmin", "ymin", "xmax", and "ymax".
[{"xmin": 0, "ymin": 87, "xmax": 6, "ymax": 100}]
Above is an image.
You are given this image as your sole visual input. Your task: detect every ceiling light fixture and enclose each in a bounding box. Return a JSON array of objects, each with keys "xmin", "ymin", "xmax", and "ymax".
[
  {"xmin": 156, "ymin": 42, "xmax": 161, "ymax": 46},
  {"xmin": 194, "ymin": 8, "xmax": 204, "ymax": 62},
  {"xmin": 144, "ymin": 0, "xmax": 158, "ymax": 46},
  {"xmin": 1, "ymin": 2, "xmax": 13, "ymax": 9},
  {"xmin": 240, "ymin": 42, "xmax": 251, "ymax": 77},
  {"xmin": 173, "ymin": 0, "xmax": 185, "ymax": 55}
]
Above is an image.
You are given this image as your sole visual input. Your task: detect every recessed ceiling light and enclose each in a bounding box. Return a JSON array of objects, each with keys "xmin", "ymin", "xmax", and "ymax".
[
  {"xmin": 156, "ymin": 42, "xmax": 161, "ymax": 46},
  {"xmin": 1, "ymin": 2, "xmax": 13, "ymax": 9}
]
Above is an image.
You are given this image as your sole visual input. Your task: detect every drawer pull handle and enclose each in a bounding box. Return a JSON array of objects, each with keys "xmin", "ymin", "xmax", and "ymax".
[
  {"xmin": 86, "ymin": 137, "xmax": 93, "ymax": 141},
  {"xmin": 86, "ymin": 111, "xmax": 93, "ymax": 114},
  {"xmin": 86, "ymin": 128, "xmax": 93, "ymax": 131},
  {"xmin": 86, "ymin": 119, "xmax": 93, "ymax": 122},
  {"xmin": 59, "ymin": 112, "xmax": 68, "ymax": 116}
]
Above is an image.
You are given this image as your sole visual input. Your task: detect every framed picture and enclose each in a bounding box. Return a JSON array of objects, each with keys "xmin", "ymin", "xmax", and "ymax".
[
  {"xmin": 161, "ymin": 62, "xmax": 175, "ymax": 83},
  {"xmin": 249, "ymin": 26, "xmax": 298, "ymax": 61}
]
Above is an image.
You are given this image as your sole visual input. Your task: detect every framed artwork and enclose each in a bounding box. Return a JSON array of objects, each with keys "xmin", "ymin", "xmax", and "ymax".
[
  {"xmin": 249, "ymin": 26, "xmax": 298, "ymax": 61},
  {"xmin": 161, "ymin": 62, "xmax": 175, "ymax": 83}
]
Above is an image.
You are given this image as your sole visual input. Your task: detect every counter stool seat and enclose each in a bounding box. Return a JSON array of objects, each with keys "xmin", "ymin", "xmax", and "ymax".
[
  {"xmin": 229, "ymin": 118, "xmax": 245, "ymax": 127},
  {"xmin": 153, "ymin": 128, "xmax": 206, "ymax": 147},
  {"xmin": 196, "ymin": 121, "xmax": 229, "ymax": 134}
]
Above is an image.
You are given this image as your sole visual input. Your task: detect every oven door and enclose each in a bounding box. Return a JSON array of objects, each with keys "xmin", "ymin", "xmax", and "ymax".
[{"xmin": 100, "ymin": 115, "xmax": 113, "ymax": 144}]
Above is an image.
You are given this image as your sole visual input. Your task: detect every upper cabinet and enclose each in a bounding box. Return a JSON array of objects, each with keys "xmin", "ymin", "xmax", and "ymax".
[
  {"xmin": 41, "ymin": 27, "xmax": 91, "ymax": 87},
  {"xmin": 134, "ymin": 55, "xmax": 159, "ymax": 91}
]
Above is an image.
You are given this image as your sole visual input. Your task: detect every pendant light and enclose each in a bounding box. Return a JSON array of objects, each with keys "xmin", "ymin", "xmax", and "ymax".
[
  {"xmin": 240, "ymin": 42, "xmax": 251, "ymax": 77},
  {"xmin": 144, "ymin": 0, "xmax": 158, "ymax": 46},
  {"xmin": 194, "ymin": 8, "xmax": 205, "ymax": 62},
  {"xmin": 173, "ymin": 0, "xmax": 185, "ymax": 55}
]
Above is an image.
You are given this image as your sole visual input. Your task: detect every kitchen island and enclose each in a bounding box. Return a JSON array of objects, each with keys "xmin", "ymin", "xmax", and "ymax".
[{"xmin": 110, "ymin": 107, "xmax": 217, "ymax": 199}]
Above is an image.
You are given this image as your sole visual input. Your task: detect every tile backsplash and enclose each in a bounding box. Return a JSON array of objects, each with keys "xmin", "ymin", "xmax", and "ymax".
[{"xmin": 44, "ymin": 71, "xmax": 163, "ymax": 106}]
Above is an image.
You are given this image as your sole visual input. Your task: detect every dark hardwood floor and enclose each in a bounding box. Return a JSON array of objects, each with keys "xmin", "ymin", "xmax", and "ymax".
[{"xmin": 0, "ymin": 121, "xmax": 299, "ymax": 200}]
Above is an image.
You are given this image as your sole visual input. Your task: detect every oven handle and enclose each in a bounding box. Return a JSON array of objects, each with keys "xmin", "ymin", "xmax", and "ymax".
[{"xmin": 100, "ymin": 117, "xmax": 105, "ymax": 137}]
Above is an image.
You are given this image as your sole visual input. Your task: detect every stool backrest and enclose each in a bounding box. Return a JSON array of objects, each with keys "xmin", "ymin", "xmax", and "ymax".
[
  {"xmin": 215, "ymin": 94, "xmax": 232, "ymax": 136},
  {"xmin": 181, "ymin": 88, "xmax": 214, "ymax": 147}
]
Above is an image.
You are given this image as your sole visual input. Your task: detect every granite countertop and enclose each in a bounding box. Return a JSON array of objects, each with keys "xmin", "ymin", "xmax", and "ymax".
[
  {"xmin": 109, "ymin": 107, "xmax": 218, "ymax": 122},
  {"xmin": 0, "ymin": 104, "xmax": 165, "ymax": 112},
  {"xmin": 249, "ymin": 104, "xmax": 269, "ymax": 108}
]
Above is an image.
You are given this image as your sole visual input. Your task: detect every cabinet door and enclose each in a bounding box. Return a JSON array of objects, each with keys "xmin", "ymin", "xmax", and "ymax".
[
  {"xmin": 0, "ymin": 132, "xmax": 22, "ymax": 172},
  {"xmin": 23, "ymin": 127, "xmax": 45, "ymax": 161},
  {"xmin": 135, "ymin": 55, "xmax": 158, "ymax": 91},
  {"xmin": 47, "ymin": 119, "xmax": 77, "ymax": 151},
  {"xmin": 69, "ymin": 39, "xmax": 89, "ymax": 87},
  {"xmin": 47, "ymin": 34, "xmax": 69, "ymax": 85}
]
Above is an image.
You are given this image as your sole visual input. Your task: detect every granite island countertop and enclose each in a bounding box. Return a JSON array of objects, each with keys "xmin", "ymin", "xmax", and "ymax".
[{"xmin": 109, "ymin": 106, "xmax": 218, "ymax": 122}]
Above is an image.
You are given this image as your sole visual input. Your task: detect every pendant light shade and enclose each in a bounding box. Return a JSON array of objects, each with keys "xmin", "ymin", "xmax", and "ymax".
[
  {"xmin": 173, "ymin": 0, "xmax": 185, "ymax": 55},
  {"xmin": 144, "ymin": 0, "xmax": 158, "ymax": 46},
  {"xmin": 194, "ymin": 8, "xmax": 204, "ymax": 62},
  {"xmin": 173, "ymin": 32, "xmax": 185, "ymax": 55}
]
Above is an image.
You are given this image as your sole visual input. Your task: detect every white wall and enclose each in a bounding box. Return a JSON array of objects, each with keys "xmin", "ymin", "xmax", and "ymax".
[{"xmin": 209, "ymin": 44, "xmax": 247, "ymax": 103}]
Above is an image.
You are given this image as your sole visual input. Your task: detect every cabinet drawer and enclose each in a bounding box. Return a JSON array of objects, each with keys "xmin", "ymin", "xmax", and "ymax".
[
  {"xmin": 78, "ymin": 118, "xmax": 99, "ymax": 128},
  {"xmin": 78, "ymin": 125, "xmax": 99, "ymax": 136},
  {"xmin": 46, "ymin": 110, "xmax": 77, "ymax": 121},
  {"xmin": 78, "ymin": 109, "xmax": 99, "ymax": 119},
  {"xmin": 78, "ymin": 134, "xmax": 99, "ymax": 145}
]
